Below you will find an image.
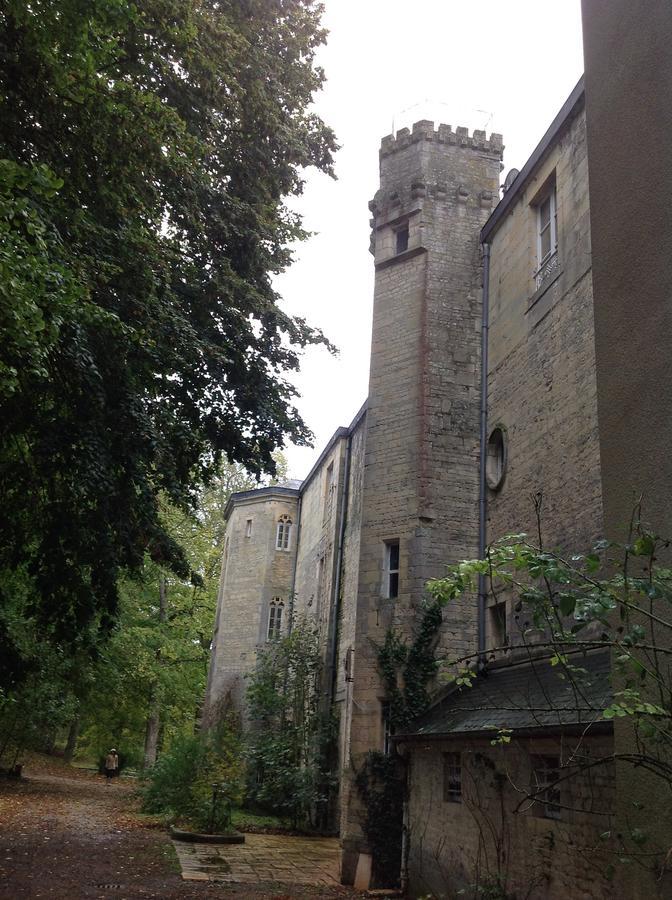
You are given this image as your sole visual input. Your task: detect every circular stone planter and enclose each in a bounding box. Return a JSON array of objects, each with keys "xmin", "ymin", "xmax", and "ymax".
[{"xmin": 170, "ymin": 827, "xmax": 245, "ymax": 844}]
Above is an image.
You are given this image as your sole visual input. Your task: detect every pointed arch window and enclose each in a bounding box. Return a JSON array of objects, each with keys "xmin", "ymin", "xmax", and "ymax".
[
  {"xmin": 267, "ymin": 597, "xmax": 285, "ymax": 640},
  {"xmin": 276, "ymin": 515, "xmax": 293, "ymax": 551}
]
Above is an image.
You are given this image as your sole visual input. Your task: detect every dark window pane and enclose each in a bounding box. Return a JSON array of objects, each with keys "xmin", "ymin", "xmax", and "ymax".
[
  {"xmin": 396, "ymin": 226, "xmax": 409, "ymax": 254},
  {"xmin": 389, "ymin": 543, "xmax": 400, "ymax": 570},
  {"xmin": 389, "ymin": 572, "xmax": 399, "ymax": 599}
]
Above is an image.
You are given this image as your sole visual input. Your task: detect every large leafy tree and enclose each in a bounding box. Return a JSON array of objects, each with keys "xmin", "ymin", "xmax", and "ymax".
[{"xmin": 0, "ymin": 0, "xmax": 335, "ymax": 684}]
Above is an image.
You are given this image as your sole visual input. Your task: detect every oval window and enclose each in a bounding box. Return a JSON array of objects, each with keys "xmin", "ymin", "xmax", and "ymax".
[{"xmin": 486, "ymin": 427, "xmax": 507, "ymax": 491}]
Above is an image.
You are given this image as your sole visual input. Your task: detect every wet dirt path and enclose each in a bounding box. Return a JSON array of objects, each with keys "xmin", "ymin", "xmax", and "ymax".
[{"xmin": 0, "ymin": 763, "xmax": 361, "ymax": 899}]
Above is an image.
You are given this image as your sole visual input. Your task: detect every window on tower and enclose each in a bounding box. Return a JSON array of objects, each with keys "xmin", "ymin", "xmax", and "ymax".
[
  {"xmin": 395, "ymin": 224, "xmax": 409, "ymax": 254},
  {"xmin": 276, "ymin": 515, "xmax": 292, "ymax": 551},
  {"xmin": 383, "ymin": 540, "xmax": 400, "ymax": 599},
  {"xmin": 267, "ymin": 597, "xmax": 284, "ymax": 640}
]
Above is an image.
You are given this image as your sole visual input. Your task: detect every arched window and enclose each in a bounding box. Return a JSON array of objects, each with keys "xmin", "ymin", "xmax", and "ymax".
[
  {"xmin": 276, "ymin": 515, "xmax": 292, "ymax": 551},
  {"xmin": 267, "ymin": 597, "xmax": 284, "ymax": 640}
]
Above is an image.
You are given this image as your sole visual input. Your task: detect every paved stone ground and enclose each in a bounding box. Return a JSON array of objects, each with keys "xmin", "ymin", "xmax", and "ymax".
[{"xmin": 174, "ymin": 832, "xmax": 341, "ymax": 886}]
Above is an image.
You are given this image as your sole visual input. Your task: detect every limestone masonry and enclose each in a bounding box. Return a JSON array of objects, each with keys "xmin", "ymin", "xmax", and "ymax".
[{"xmin": 204, "ymin": 27, "xmax": 672, "ymax": 894}]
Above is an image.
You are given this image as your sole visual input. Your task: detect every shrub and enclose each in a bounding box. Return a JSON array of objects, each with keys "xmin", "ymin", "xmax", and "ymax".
[{"xmin": 141, "ymin": 716, "xmax": 243, "ymax": 832}]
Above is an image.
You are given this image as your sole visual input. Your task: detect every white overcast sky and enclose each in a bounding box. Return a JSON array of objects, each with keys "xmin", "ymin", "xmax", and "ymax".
[{"xmin": 276, "ymin": 0, "xmax": 585, "ymax": 479}]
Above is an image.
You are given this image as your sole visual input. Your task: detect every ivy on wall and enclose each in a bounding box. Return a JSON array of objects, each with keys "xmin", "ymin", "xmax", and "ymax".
[
  {"xmin": 375, "ymin": 599, "xmax": 444, "ymax": 729},
  {"xmin": 354, "ymin": 600, "xmax": 444, "ymax": 887}
]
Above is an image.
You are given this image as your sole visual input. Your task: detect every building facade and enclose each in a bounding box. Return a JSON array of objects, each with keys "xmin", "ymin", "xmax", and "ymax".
[{"xmin": 204, "ymin": 16, "xmax": 672, "ymax": 891}]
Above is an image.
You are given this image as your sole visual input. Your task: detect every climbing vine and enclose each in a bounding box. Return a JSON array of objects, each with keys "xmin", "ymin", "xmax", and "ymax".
[
  {"xmin": 375, "ymin": 599, "xmax": 443, "ymax": 729},
  {"xmin": 354, "ymin": 751, "xmax": 405, "ymax": 888},
  {"xmin": 354, "ymin": 600, "xmax": 444, "ymax": 887}
]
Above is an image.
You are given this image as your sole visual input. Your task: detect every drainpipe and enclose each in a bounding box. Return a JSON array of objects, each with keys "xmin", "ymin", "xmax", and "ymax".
[
  {"xmin": 329, "ymin": 433, "xmax": 353, "ymax": 702},
  {"xmin": 288, "ymin": 494, "xmax": 302, "ymax": 634},
  {"xmin": 477, "ymin": 241, "xmax": 491, "ymax": 661}
]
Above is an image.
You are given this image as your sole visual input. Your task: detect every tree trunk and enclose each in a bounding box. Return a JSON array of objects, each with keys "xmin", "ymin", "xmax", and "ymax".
[
  {"xmin": 143, "ymin": 574, "xmax": 167, "ymax": 769},
  {"xmin": 143, "ymin": 684, "xmax": 161, "ymax": 769},
  {"xmin": 64, "ymin": 715, "xmax": 81, "ymax": 763}
]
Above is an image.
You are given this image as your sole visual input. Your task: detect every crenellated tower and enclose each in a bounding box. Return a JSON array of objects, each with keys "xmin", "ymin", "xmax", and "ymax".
[{"xmin": 339, "ymin": 121, "xmax": 503, "ymax": 884}]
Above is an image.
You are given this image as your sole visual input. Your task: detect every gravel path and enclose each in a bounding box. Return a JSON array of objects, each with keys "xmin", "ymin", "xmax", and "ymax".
[{"xmin": 0, "ymin": 760, "xmax": 363, "ymax": 899}]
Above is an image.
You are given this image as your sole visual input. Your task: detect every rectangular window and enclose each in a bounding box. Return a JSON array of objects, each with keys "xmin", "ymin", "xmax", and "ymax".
[
  {"xmin": 538, "ymin": 191, "xmax": 555, "ymax": 264},
  {"xmin": 245, "ymin": 518, "xmax": 252, "ymax": 538},
  {"xmin": 395, "ymin": 225, "xmax": 409, "ymax": 254},
  {"xmin": 533, "ymin": 181, "xmax": 559, "ymax": 291},
  {"xmin": 443, "ymin": 752, "xmax": 462, "ymax": 803},
  {"xmin": 382, "ymin": 701, "xmax": 391, "ymax": 755},
  {"xmin": 488, "ymin": 601, "xmax": 508, "ymax": 650},
  {"xmin": 531, "ymin": 755, "xmax": 561, "ymax": 819},
  {"xmin": 384, "ymin": 541, "xmax": 400, "ymax": 599}
]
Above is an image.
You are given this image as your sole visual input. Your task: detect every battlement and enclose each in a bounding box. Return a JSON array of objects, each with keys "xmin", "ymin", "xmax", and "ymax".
[{"xmin": 380, "ymin": 120, "xmax": 503, "ymax": 159}]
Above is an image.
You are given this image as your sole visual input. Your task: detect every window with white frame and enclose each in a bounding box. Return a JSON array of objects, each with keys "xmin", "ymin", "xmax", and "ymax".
[
  {"xmin": 267, "ymin": 597, "xmax": 284, "ymax": 640},
  {"xmin": 531, "ymin": 754, "xmax": 561, "ymax": 819},
  {"xmin": 537, "ymin": 186, "xmax": 557, "ymax": 266},
  {"xmin": 383, "ymin": 540, "xmax": 400, "ymax": 599},
  {"xmin": 533, "ymin": 179, "xmax": 559, "ymax": 291},
  {"xmin": 275, "ymin": 515, "xmax": 292, "ymax": 551},
  {"xmin": 443, "ymin": 751, "xmax": 462, "ymax": 803}
]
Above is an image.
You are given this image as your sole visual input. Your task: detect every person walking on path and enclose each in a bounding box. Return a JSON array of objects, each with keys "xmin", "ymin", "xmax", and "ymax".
[{"xmin": 104, "ymin": 748, "xmax": 119, "ymax": 783}]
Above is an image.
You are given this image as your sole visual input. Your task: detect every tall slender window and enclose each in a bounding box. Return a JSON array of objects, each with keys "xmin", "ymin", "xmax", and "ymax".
[
  {"xmin": 384, "ymin": 541, "xmax": 400, "ymax": 599},
  {"xmin": 443, "ymin": 752, "xmax": 462, "ymax": 803},
  {"xmin": 323, "ymin": 462, "xmax": 335, "ymax": 522},
  {"xmin": 531, "ymin": 755, "xmax": 561, "ymax": 819},
  {"xmin": 276, "ymin": 515, "xmax": 292, "ymax": 551},
  {"xmin": 267, "ymin": 597, "xmax": 284, "ymax": 640},
  {"xmin": 537, "ymin": 187, "xmax": 557, "ymax": 266}
]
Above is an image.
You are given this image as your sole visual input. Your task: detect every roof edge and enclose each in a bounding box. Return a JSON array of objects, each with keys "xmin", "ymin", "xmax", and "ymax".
[
  {"xmin": 223, "ymin": 484, "xmax": 301, "ymax": 520},
  {"xmin": 481, "ymin": 75, "xmax": 585, "ymax": 243},
  {"xmin": 392, "ymin": 718, "xmax": 613, "ymax": 744}
]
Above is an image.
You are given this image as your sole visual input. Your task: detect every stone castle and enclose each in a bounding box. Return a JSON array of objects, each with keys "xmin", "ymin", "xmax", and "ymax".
[{"xmin": 203, "ymin": 3, "xmax": 672, "ymax": 895}]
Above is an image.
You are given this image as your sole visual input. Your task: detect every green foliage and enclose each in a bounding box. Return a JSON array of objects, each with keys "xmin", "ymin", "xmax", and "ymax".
[
  {"xmin": 0, "ymin": 0, "xmax": 336, "ymax": 685},
  {"xmin": 141, "ymin": 717, "xmax": 243, "ymax": 832},
  {"xmin": 354, "ymin": 751, "xmax": 404, "ymax": 889},
  {"xmin": 245, "ymin": 618, "xmax": 332, "ymax": 829},
  {"xmin": 375, "ymin": 600, "xmax": 443, "ymax": 729},
  {"xmin": 426, "ymin": 524, "xmax": 672, "ymax": 746},
  {"xmin": 0, "ymin": 464, "xmax": 255, "ymax": 769}
]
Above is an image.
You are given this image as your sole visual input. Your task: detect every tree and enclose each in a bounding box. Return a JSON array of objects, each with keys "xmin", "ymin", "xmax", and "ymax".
[
  {"xmin": 0, "ymin": 460, "xmax": 269, "ymax": 768},
  {"xmin": 74, "ymin": 462, "xmax": 261, "ymax": 766},
  {"xmin": 245, "ymin": 617, "xmax": 331, "ymax": 829},
  {"xmin": 0, "ymin": 0, "xmax": 336, "ymax": 685}
]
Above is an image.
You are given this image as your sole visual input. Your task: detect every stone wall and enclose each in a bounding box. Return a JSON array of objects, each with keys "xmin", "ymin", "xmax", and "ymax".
[
  {"xmin": 487, "ymin": 102, "xmax": 602, "ymax": 554},
  {"xmin": 404, "ymin": 734, "xmax": 614, "ymax": 900},
  {"xmin": 292, "ymin": 435, "xmax": 346, "ymax": 652},
  {"xmin": 582, "ymin": 4, "xmax": 672, "ymax": 896},
  {"xmin": 203, "ymin": 489, "xmax": 299, "ymax": 718},
  {"xmin": 334, "ymin": 407, "xmax": 367, "ymax": 832},
  {"xmin": 485, "ymin": 104, "xmax": 603, "ymax": 652},
  {"xmin": 340, "ymin": 123, "xmax": 503, "ymax": 881}
]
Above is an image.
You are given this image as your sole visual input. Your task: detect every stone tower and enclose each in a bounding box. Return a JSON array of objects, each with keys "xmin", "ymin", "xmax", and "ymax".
[
  {"xmin": 203, "ymin": 483, "xmax": 300, "ymax": 720},
  {"xmin": 340, "ymin": 122, "xmax": 503, "ymax": 882}
]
